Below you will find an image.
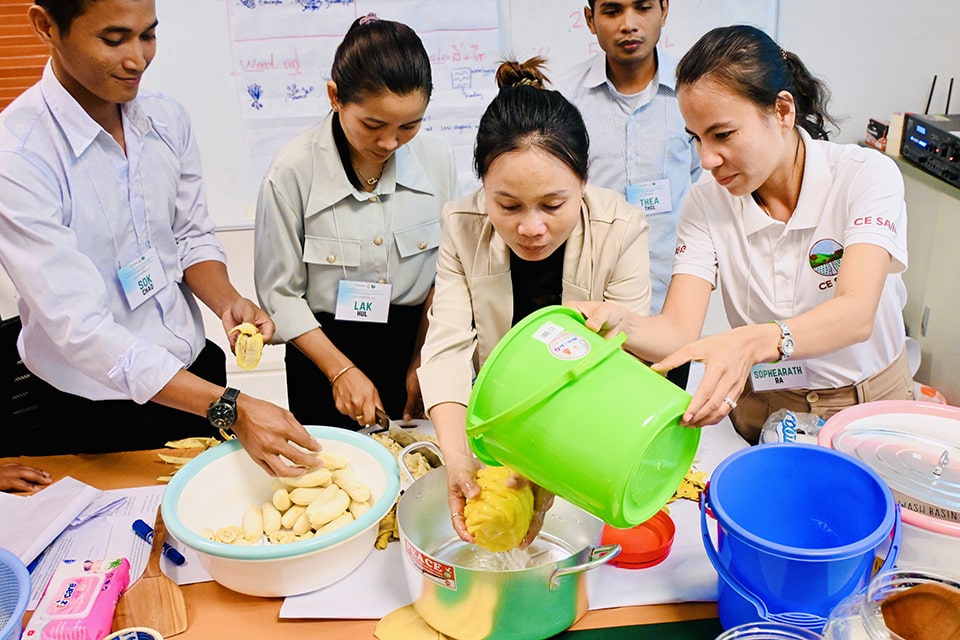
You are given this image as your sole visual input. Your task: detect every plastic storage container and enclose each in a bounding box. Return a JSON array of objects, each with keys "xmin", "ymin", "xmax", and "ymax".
[
  {"xmin": 818, "ymin": 401, "xmax": 960, "ymax": 575},
  {"xmin": 822, "ymin": 567, "xmax": 960, "ymax": 640}
]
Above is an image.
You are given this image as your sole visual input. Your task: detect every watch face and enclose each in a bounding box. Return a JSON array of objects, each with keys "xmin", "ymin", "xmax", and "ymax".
[
  {"xmin": 208, "ymin": 402, "xmax": 237, "ymax": 428},
  {"xmin": 782, "ymin": 336, "xmax": 795, "ymax": 356}
]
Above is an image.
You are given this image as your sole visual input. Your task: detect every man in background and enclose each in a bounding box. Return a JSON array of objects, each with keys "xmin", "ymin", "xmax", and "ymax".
[{"xmin": 556, "ymin": 0, "xmax": 700, "ymax": 388}]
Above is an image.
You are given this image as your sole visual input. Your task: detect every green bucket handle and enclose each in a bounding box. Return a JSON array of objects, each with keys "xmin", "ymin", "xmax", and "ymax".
[{"xmin": 467, "ymin": 331, "xmax": 627, "ymax": 437}]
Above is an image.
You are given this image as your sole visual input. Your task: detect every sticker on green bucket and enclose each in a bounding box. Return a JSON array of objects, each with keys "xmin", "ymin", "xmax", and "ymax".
[
  {"xmin": 531, "ymin": 321, "xmax": 592, "ymax": 361},
  {"xmin": 548, "ymin": 332, "xmax": 591, "ymax": 361}
]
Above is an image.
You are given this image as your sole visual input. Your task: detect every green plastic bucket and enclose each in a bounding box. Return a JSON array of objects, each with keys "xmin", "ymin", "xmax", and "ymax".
[{"xmin": 466, "ymin": 305, "xmax": 699, "ymax": 528}]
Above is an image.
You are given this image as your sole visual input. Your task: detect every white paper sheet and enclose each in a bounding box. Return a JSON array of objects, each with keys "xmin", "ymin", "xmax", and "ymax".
[
  {"xmin": 0, "ymin": 476, "xmax": 100, "ymax": 565},
  {"xmin": 280, "ymin": 544, "xmax": 409, "ymax": 620},
  {"xmin": 26, "ymin": 485, "xmax": 212, "ymax": 609}
]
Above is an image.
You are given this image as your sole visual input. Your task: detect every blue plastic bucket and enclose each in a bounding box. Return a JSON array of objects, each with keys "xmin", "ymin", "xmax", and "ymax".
[{"xmin": 701, "ymin": 443, "xmax": 900, "ymax": 633}]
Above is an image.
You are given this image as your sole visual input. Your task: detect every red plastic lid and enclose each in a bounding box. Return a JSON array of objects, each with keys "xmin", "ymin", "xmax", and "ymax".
[{"xmin": 601, "ymin": 509, "xmax": 676, "ymax": 569}]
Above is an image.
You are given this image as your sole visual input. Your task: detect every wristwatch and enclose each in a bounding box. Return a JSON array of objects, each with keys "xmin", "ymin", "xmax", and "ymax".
[
  {"xmin": 771, "ymin": 320, "xmax": 794, "ymax": 362},
  {"xmin": 207, "ymin": 387, "xmax": 240, "ymax": 430}
]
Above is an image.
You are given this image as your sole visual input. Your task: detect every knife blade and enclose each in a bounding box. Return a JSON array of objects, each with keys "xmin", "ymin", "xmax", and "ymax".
[{"xmin": 357, "ymin": 408, "xmax": 392, "ymax": 435}]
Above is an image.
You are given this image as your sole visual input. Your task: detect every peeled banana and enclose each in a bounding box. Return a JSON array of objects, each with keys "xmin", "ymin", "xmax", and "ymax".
[{"xmin": 230, "ymin": 322, "xmax": 264, "ymax": 370}]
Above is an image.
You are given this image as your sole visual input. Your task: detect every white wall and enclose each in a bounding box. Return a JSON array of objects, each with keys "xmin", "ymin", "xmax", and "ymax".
[{"xmin": 777, "ymin": 3, "xmax": 960, "ymax": 144}]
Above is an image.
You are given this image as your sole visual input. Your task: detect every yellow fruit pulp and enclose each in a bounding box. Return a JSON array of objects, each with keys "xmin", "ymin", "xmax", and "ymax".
[
  {"xmin": 464, "ymin": 466, "xmax": 534, "ymax": 552},
  {"xmin": 230, "ymin": 322, "xmax": 264, "ymax": 371}
]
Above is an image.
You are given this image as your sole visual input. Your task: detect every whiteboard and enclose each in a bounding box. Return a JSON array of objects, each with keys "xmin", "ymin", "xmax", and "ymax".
[{"xmin": 143, "ymin": 0, "xmax": 778, "ymax": 230}]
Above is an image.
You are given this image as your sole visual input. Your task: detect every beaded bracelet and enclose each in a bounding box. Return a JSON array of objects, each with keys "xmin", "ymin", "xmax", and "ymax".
[{"xmin": 329, "ymin": 364, "xmax": 357, "ymax": 386}]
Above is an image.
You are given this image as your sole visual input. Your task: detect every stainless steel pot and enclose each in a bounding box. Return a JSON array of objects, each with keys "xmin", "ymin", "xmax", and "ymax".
[{"xmin": 396, "ymin": 442, "xmax": 620, "ymax": 640}]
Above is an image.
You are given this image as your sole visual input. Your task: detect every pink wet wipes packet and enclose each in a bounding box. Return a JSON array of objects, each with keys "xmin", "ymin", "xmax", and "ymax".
[{"xmin": 23, "ymin": 557, "xmax": 131, "ymax": 640}]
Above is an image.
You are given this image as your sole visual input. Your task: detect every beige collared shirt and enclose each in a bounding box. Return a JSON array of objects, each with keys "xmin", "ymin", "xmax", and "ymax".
[
  {"xmin": 418, "ymin": 184, "xmax": 652, "ymax": 410},
  {"xmin": 254, "ymin": 112, "xmax": 459, "ymax": 342}
]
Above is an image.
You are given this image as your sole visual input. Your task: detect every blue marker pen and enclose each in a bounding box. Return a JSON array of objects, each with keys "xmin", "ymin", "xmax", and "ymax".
[{"xmin": 132, "ymin": 518, "xmax": 186, "ymax": 566}]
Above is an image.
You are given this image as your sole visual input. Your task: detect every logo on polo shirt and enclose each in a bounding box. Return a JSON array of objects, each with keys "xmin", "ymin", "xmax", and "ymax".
[{"xmin": 809, "ymin": 238, "xmax": 843, "ymax": 277}]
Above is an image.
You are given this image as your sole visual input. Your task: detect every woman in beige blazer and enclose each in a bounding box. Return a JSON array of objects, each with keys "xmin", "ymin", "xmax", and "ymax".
[{"xmin": 417, "ymin": 57, "xmax": 652, "ymax": 547}]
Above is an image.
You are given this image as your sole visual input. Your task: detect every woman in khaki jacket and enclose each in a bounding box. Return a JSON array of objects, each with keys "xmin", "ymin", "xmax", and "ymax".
[{"xmin": 417, "ymin": 57, "xmax": 652, "ymax": 547}]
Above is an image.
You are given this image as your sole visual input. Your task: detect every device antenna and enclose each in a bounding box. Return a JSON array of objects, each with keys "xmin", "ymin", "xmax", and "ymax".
[
  {"xmin": 925, "ymin": 74, "xmax": 938, "ymax": 114},
  {"xmin": 946, "ymin": 77, "xmax": 954, "ymax": 115}
]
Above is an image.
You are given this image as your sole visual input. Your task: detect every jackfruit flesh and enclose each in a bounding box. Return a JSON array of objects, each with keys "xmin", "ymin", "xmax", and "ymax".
[
  {"xmin": 464, "ymin": 466, "xmax": 534, "ymax": 552},
  {"xmin": 230, "ymin": 322, "xmax": 264, "ymax": 370}
]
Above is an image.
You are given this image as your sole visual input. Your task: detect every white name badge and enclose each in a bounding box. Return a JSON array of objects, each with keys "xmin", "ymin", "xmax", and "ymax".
[
  {"xmin": 335, "ymin": 280, "xmax": 391, "ymax": 323},
  {"xmin": 118, "ymin": 246, "xmax": 168, "ymax": 310},
  {"xmin": 626, "ymin": 179, "xmax": 672, "ymax": 216},
  {"xmin": 749, "ymin": 361, "xmax": 811, "ymax": 392}
]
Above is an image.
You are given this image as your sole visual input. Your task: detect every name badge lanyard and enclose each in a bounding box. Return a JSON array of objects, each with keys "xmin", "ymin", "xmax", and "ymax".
[
  {"xmin": 610, "ymin": 83, "xmax": 673, "ymax": 213},
  {"xmin": 332, "ymin": 194, "xmax": 395, "ymax": 323},
  {"xmin": 607, "ymin": 79, "xmax": 670, "ymax": 184},
  {"xmin": 79, "ymin": 150, "xmax": 170, "ymax": 311}
]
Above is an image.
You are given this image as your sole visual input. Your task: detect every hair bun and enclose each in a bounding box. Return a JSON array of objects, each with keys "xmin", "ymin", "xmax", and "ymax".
[
  {"xmin": 495, "ymin": 56, "xmax": 550, "ymax": 90},
  {"xmin": 513, "ymin": 77, "xmax": 542, "ymax": 88}
]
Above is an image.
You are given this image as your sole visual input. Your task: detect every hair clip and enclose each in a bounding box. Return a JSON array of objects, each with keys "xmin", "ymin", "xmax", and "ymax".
[
  {"xmin": 780, "ymin": 48, "xmax": 788, "ymax": 60},
  {"xmin": 514, "ymin": 77, "xmax": 539, "ymax": 88},
  {"xmin": 359, "ymin": 12, "xmax": 378, "ymax": 25}
]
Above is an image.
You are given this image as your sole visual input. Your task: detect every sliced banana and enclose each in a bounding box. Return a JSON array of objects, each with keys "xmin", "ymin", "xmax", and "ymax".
[
  {"xmin": 164, "ymin": 436, "xmax": 221, "ymax": 450},
  {"xmin": 230, "ymin": 322, "xmax": 264, "ymax": 371}
]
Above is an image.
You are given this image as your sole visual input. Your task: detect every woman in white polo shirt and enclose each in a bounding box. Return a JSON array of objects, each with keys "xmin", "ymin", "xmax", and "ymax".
[{"xmin": 575, "ymin": 25, "xmax": 913, "ymax": 443}]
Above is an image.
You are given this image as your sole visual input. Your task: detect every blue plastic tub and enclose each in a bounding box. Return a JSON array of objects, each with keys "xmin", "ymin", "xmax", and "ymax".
[
  {"xmin": 0, "ymin": 547, "xmax": 28, "ymax": 640},
  {"xmin": 701, "ymin": 443, "xmax": 900, "ymax": 633}
]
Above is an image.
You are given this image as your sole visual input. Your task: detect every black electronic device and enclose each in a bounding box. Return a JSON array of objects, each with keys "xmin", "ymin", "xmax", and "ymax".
[{"xmin": 899, "ymin": 113, "xmax": 960, "ymax": 190}]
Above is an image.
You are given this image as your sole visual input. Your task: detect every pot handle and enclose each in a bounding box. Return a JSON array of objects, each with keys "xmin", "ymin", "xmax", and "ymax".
[
  {"xmin": 398, "ymin": 441, "xmax": 445, "ymax": 484},
  {"xmin": 548, "ymin": 543, "xmax": 621, "ymax": 591}
]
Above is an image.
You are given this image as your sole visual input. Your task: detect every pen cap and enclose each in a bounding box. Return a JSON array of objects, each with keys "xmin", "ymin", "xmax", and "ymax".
[{"xmin": 132, "ymin": 519, "xmax": 154, "ymax": 542}]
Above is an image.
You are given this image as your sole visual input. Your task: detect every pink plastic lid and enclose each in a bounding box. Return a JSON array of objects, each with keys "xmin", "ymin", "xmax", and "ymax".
[{"xmin": 819, "ymin": 400, "xmax": 960, "ymax": 536}]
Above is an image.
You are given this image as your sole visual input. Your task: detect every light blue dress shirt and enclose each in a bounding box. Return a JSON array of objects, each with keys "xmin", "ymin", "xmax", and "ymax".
[
  {"xmin": 556, "ymin": 49, "xmax": 702, "ymax": 313},
  {"xmin": 0, "ymin": 63, "xmax": 226, "ymax": 403}
]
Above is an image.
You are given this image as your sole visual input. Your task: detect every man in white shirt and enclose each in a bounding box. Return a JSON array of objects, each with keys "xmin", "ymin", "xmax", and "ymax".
[
  {"xmin": 0, "ymin": 0, "xmax": 319, "ymax": 476},
  {"xmin": 556, "ymin": 0, "xmax": 700, "ymax": 387}
]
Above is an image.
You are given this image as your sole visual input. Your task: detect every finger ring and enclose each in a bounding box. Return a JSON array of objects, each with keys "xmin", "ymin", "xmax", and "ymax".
[
  {"xmin": 355, "ymin": 415, "xmax": 364, "ymax": 421},
  {"xmin": 451, "ymin": 512, "xmax": 463, "ymax": 520},
  {"xmin": 723, "ymin": 397, "xmax": 738, "ymax": 410}
]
